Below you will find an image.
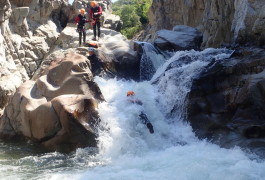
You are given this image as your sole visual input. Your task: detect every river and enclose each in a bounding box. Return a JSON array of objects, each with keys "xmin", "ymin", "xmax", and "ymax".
[{"xmin": 0, "ymin": 48, "xmax": 265, "ymax": 180}]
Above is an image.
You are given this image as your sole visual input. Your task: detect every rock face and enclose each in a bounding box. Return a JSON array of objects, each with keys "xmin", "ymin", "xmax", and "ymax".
[
  {"xmin": 147, "ymin": 0, "xmax": 265, "ymax": 48},
  {"xmin": 0, "ymin": 0, "xmax": 29, "ymax": 114},
  {"xmin": 0, "ymin": 0, "xmax": 70, "ymax": 112},
  {"xmin": 154, "ymin": 25, "xmax": 202, "ymax": 51},
  {"xmin": 187, "ymin": 47, "xmax": 265, "ymax": 155},
  {"xmin": 0, "ymin": 53, "xmax": 104, "ymax": 152}
]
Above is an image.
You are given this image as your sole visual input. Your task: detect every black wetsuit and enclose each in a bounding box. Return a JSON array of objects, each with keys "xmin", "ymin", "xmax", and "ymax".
[
  {"xmin": 139, "ymin": 112, "xmax": 154, "ymax": 134},
  {"xmin": 87, "ymin": 54, "xmax": 103, "ymax": 76},
  {"xmin": 90, "ymin": 6, "xmax": 102, "ymax": 38},
  {"xmin": 76, "ymin": 14, "xmax": 87, "ymax": 45},
  {"xmin": 128, "ymin": 98, "xmax": 154, "ymax": 134}
]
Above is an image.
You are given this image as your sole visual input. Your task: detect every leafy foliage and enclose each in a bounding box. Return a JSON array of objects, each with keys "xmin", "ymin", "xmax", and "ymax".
[{"xmin": 112, "ymin": 0, "xmax": 152, "ymax": 39}]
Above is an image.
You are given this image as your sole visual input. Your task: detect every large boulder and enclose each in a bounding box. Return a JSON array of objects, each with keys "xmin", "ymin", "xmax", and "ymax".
[
  {"xmin": 154, "ymin": 25, "xmax": 202, "ymax": 51},
  {"xmin": 98, "ymin": 28, "xmax": 140, "ymax": 80},
  {"xmin": 55, "ymin": 26, "xmax": 139, "ymax": 80},
  {"xmin": 187, "ymin": 47, "xmax": 265, "ymax": 155},
  {"xmin": 0, "ymin": 53, "xmax": 104, "ymax": 152},
  {"xmin": 103, "ymin": 14, "xmax": 122, "ymax": 32},
  {"xmin": 56, "ymin": 24, "xmax": 80, "ymax": 48}
]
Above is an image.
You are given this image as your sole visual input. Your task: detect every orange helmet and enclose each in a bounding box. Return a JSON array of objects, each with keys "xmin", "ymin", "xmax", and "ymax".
[
  {"xmin": 127, "ymin": 91, "xmax": 135, "ymax": 96},
  {"xmin": 91, "ymin": 1, "xmax": 97, "ymax": 7},
  {"xmin": 79, "ymin": 8, "xmax": 86, "ymax": 14}
]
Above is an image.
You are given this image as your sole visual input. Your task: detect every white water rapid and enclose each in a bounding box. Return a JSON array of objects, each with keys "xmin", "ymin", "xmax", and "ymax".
[{"xmin": 1, "ymin": 49, "xmax": 265, "ymax": 180}]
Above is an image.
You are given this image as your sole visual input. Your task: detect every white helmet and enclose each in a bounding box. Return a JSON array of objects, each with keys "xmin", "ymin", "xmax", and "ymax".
[{"xmin": 88, "ymin": 47, "xmax": 95, "ymax": 52}]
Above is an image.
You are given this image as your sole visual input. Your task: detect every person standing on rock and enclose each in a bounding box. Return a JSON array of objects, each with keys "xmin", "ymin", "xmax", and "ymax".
[
  {"xmin": 74, "ymin": 8, "xmax": 90, "ymax": 46},
  {"xmin": 89, "ymin": 1, "xmax": 102, "ymax": 41}
]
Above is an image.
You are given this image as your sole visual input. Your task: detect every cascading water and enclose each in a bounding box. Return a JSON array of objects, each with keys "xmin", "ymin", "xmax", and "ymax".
[
  {"xmin": 1, "ymin": 48, "xmax": 265, "ymax": 180},
  {"xmin": 139, "ymin": 42, "xmax": 170, "ymax": 81}
]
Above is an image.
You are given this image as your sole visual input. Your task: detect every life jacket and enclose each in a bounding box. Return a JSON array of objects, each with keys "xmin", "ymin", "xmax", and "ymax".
[
  {"xmin": 77, "ymin": 14, "xmax": 87, "ymax": 27},
  {"xmin": 91, "ymin": 6, "xmax": 101, "ymax": 19}
]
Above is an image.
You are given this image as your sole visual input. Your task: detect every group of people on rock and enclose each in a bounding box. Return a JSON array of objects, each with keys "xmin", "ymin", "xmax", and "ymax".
[{"xmin": 74, "ymin": 1, "xmax": 102, "ymax": 46}]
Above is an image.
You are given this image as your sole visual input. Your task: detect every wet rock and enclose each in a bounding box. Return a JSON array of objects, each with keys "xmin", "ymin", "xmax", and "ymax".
[
  {"xmin": 98, "ymin": 28, "xmax": 140, "ymax": 80},
  {"xmin": 187, "ymin": 47, "xmax": 265, "ymax": 155}
]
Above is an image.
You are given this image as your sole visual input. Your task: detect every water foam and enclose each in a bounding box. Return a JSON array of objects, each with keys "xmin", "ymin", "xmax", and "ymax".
[
  {"xmin": 1, "ymin": 49, "xmax": 265, "ymax": 180},
  {"xmin": 47, "ymin": 75, "xmax": 265, "ymax": 180}
]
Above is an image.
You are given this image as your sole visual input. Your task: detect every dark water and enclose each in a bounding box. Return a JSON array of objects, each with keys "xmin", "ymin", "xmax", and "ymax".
[{"xmin": 0, "ymin": 140, "xmax": 99, "ymax": 179}]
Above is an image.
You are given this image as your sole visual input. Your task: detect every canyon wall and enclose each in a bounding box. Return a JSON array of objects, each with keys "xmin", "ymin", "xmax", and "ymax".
[
  {"xmin": 0, "ymin": 0, "xmax": 70, "ymax": 113},
  {"xmin": 147, "ymin": 0, "xmax": 265, "ymax": 48}
]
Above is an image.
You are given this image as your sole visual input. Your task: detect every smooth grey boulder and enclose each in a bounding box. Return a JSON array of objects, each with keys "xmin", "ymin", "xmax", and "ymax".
[
  {"xmin": 103, "ymin": 14, "xmax": 122, "ymax": 32},
  {"xmin": 154, "ymin": 25, "xmax": 202, "ymax": 51}
]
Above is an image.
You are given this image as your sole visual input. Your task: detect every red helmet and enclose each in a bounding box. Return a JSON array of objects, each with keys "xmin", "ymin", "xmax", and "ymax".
[{"xmin": 127, "ymin": 91, "xmax": 135, "ymax": 96}]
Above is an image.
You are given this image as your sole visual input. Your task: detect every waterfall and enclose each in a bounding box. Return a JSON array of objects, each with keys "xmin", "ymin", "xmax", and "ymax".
[
  {"xmin": 151, "ymin": 48, "xmax": 234, "ymax": 118},
  {"xmin": 1, "ymin": 48, "xmax": 265, "ymax": 180},
  {"xmin": 139, "ymin": 42, "xmax": 170, "ymax": 81}
]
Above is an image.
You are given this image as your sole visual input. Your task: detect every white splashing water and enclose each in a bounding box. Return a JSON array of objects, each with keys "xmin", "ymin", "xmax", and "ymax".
[
  {"xmin": 140, "ymin": 42, "xmax": 168, "ymax": 81},
  {"xmin": 48, "ymin": 48, "xmax": 265, "ymax": 180},
  {"xmin": 1, "ymin": 49, "xmax": 265, "ymax": 180}
]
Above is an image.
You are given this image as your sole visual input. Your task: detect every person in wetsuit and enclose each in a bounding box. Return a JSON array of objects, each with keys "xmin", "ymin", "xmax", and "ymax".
[
  {"xmin": 127, "ymin": 91, "xmax": 154, "ymax": 134},
  {"xmin": 87, "ymin": 47, "xmax": 117, "ymax": 78},
  {"xmin": 74, "ymin": 8, "xmax": 90, "ymax": 46},
  {"xmin": 89, "ymin": 1, "xmax": 102, "ymax": 41},
  {"xmin": 87, "ymin": 47, "xmax": 103, "ymax": 76}
]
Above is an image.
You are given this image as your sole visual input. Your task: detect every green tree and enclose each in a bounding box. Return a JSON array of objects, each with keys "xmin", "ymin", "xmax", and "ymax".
[
  {"xmin": 133, "ymin": 0, "xmax": 152, "ymax": 24},
  {"xmin": 112, "ymin": 0, "xmax": 152, "ymax": 39}
]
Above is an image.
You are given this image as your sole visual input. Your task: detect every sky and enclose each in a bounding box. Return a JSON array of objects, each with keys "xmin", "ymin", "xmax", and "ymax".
[{"xmin": 69, "ymin": 0, "xmax": 117, "ymax": 4}]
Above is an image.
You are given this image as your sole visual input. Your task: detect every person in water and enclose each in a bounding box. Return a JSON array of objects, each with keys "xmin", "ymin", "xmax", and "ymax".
[
  {"xmin": 89, "ymin": 1, "xmax": 102, "ymax": 41},
  {"xmin": 87, "ymin": 47, "xmax": 116, "ymax": 78},
  {"xmin": 74, "ymin": 8, "xmax": 90, "ymax": 46},
  {"xmin": 127, "ymin": 91, "xmax": 154, "ymax": 134},
  {"xmin": 87, "ymin": 47, "xmax": 103, "ymax": 76}
]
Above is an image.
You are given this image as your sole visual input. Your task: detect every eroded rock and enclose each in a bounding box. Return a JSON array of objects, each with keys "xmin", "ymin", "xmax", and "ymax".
[{"xmin": 0, "ymin": 53, "xmax": 104, "ymax": 152}]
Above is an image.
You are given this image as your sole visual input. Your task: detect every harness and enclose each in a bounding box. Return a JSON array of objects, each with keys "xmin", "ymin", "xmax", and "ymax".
[
  {"xmin": 91, "ymin": 6, "xmax": 101, "ymax": 20},
  {"xmin": 77, "ymin": 14, "xmax": 87, "ymax": 29}
]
